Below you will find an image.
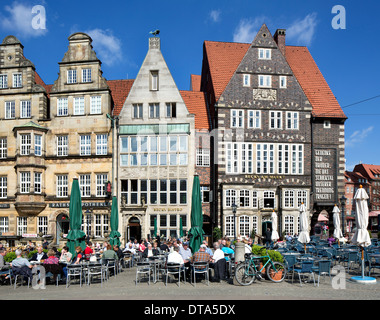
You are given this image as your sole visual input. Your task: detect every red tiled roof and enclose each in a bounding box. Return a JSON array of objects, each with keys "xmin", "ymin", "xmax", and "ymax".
[
  {"xmin": 286, "ymin": 46, "xmax": 346, "ymax": 119},
  {"xmin": 353, "ymin": 164, "xmax": 380, "ymax": 181},
  {"xmin": 204, "ymin": 41, "xmax": 249, "ymax": 101},
  {"xmin": 34, "ymin": 71, "xmax": 52, "ymax": 96},
  {"xmin": 180, "ymin": 90, "xmax": 209, "ymax": 130},
  {"xmin": 190, "ymin": 74, "xmax": 201, "ymax": 91},
  {"xmin": 203, "ymin": 40, "xmax": 346, "ymax": 119},
  {"xmin": 107, "ymin": 79, "xmax": 134, "ymax": 116}
]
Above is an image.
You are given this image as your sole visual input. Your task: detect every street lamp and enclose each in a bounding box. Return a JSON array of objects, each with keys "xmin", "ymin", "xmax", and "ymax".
[
  {"xmin": 340, "ymin": 195, "xmax": 346, "ymax": 236},
  {"xmin": 232, "ymin": 203, "xmax": 237, "ymax": 241}
]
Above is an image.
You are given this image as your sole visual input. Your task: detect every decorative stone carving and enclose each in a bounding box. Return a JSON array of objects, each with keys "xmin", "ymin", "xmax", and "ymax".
[{"xmin": 253, "ymin": 89, "xmax": 277, "ymax": 101}]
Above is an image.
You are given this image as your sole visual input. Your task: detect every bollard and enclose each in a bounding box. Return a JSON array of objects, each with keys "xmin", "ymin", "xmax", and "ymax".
[{"xmin": 234, "ymin": 242, "xmax": 245, "ymax": 263}]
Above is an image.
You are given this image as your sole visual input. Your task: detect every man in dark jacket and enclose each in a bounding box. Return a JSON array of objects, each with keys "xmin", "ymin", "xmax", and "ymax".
[
  {"xmin": 30, "ymin": 246, "xmax": 48, "ymax": 262},
  {"xmin": 265, "ymin": 228, "xmax": 272, "ymax": 248}
]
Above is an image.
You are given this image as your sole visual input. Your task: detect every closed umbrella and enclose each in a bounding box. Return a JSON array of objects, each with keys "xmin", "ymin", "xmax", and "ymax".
[
  {"xmin": 332, "ymin": 205, "xmax": 343, "ymax": 241},
  {"xmin": 351, "ymin": 185, "xmax": 376, "ymax": 283},
  {"xmin": 179, "ymin": 217, "xmax": 184, "ymax": 238},
  {"xmin": 153, "ymin": 217, "xmax": 157, "ymax": 240},
  {"xmin": 66, "ymin": 178, "xmax": 86, "ymax": 256},
  {"xmin": 298, "ymin": 203, "xmax": 310, "ymax": 253},
  {"xmin": 271, "ymin": 210, "xmax": 279, "ymax": 242},
  {"xmin": 189, "ymin": 174, "xmax": 204, "ymax": 254},
  {"xmin": 109, "ymin": 196, "xmax": 121, "ymax": 247}
]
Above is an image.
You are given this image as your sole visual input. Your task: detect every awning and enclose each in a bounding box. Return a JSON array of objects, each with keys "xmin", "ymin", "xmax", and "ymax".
[
  {"xmin": 369, "ymin": 211, "xmax": 380, "ymax": 217},
  {"xmin": 119, "ymin": 123, "xmax": 190, "ymax": 135}
]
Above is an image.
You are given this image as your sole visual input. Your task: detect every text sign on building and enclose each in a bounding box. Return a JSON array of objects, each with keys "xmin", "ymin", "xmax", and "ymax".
[{"xmin": 314, "ymin": 148, "xmax": 337, "ymax": 202}]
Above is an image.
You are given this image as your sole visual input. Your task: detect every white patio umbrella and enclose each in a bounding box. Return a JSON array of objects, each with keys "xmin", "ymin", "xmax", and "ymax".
[
  {"xmin": 271, "ymin": 210, "xmax": 279, "ymax": 242},
  {"xmin": 332, "ymin": 205, "xmax": 343, "ymax": 242},
  {"xmin": 298, "ymin": 203, "xmax": 310, "ymax": 252},
  {"xmin": 351, "ymin": 185, "xmax": 375, "ymax": 283}
]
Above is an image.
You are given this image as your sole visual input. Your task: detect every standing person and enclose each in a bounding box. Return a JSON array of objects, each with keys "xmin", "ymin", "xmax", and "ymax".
[
  {"xmin": 265, "ymin": 228, "xmax": 272, "ymax": 248},
  {"xmin": 210, "ymin": 242, "xmax": 226, "ymax": 282}
]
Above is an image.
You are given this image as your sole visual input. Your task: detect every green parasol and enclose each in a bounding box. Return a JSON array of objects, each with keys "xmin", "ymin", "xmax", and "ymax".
[
  {"xmin": 154, "ymin": 216, "xmax": 157, "ymax": 239},
  {"xmin": 109, "ymin": 196, "xmax": 121, "ymax": 247},
  {"xmin": 179, "ymin": 217, "xmax": 184, "ymax": 238},
  {"xmin": 189, "ymin": 174, "xmax": 204, "ymax": 253},
  {"xmin": 66, "ymin": 178, "xmax": 86, "ymax": 256}
]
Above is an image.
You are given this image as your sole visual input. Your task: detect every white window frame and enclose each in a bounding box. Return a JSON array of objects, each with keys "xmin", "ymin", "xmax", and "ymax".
[
  {"xmin": 5, "ymin": 101, "xmax": 15, "ymax": 119},
  {"xmin": 324, "ymin": 120, "xmax": 331, "ymax": 129},
  {"xmin": 225, "ymin": 215, "xmax": 235, "ymax": 238},
  {"xmin": 20, "ymin": 100, "xmax": 31, "ymax": 118},
  {"xmin": 225, "ymin": 189, "xmax": 237, "ymax": 207},
  {"xmin": 96, "ymin": 134, "xmax": 108, "ymax": 155},
  {"xmin": 34, "ymin": 172, "xmax": 42, "ymax": 194},
  {"xmin": 243, "ymin": 74, "xmax": 250, "ymax": 87},
  {"xmin": 0, "ymin": 216, "xmax": 9, "ymax": 233},
  {"xmin": 258, "ymin": 75, "xmax": 272, "ymax": 88},
  {"xmin": 196, "ymin": 148, "xmax": 210, "ymax": 167},
  {"xmin": 150, "ymin": 71, "xmax": 159, "ymax": 91},
  {"xmin": 166, "ymin": 102, "xmax": 176, "ymax": 118},
  {"xmin": 279, "ymin": 76, "xmax": 287, "ymax": 88},
  {"xmin": 94, "ymin": 214, "xmax": 109, "ymax": 238},
  {"xmin": 37, "ymin": 216, "xmax": 48, "ymax": 235},
  {"xmin": 0, "ymin": 138, "xmax": 7, "ymax": 159},
  {"xmin": 20, "ymin": 172, "xmax": 31, "ymax": 193},
  {"xmin": 79, "ymin": 174, "xmax": 91, "ymax": 197},
  {"xmin": 56, "ymin": 175, "xmax": 68, "ymax": 197},
  {"xmin": 12, "ymin": 73, "xmax": 22, "ymax": 88},
  {"xmin": 80, "ymin": 135, "xmax": 91, "ymax": 156},
  {"xmin": 239, "ymin": 215, "xmax": 250, "ymax": 238},
  {"xmin": 57, "ymin": 135, "xmax": 68, "ymax": 156},
  {"xmin": 73, "ymin": 97, "xmax": 85, "ymax": 115},
  {"xmin": 284, "ymin": 190, "xmax": 295, "ymax": 208},
  {"xmin": 239, "ymin": 190, "xmax": 250, "ymax": 207},
  {"xmin": 248, "ymin": 110, "xmax": 261, "ymax": 129},
  {"xmin": 17, "ymin": 217, "xmax": 27, "ymax": 236},
  {"xmin": 0, "ymin": 74, "xmax": 8, "ymax": 89},
  {"xmin": 270, "ymin": 111, "xmax": 282, "ymax": 129},
  {"xmin": 258, "ymin": 48, "xmax": 271, "ymax": 60},
  {"xmin": 149, "ymin": 103, "xmax": 160, "ymax": 118},
  {"xmin": 256, "ymin": 144, "xmax": 275, "ymax": 174},
  {"xmin": 284, "ymin": 215, "xmax": 295, "ymax": 236},
  {"xmin": 90, "ymin": 96, "xmax": 102, "ymax": 114},
  {"xmin": 82, "ymin": 68, "xmax": 92, "ymax": 83},
  {"xmin": 20, "ymin": 134, "xmax": 31, "ymax": 155},
  {"xmin": 34, "ymin": 134, "xmax": 42, "ymax": 156},
  {"xmin": 132, "ymin": 104, "xmax": 143, "ymax": 119},
  {"xmin": 67, "ymin": 69, "xmax": 77, "ymax": 84},
  {"xmin": 57, "ymin": 97, "xmax": 68, "ymax": 116},
  {"xmin": 96, "ymin": 174, "xmax": 108, "ymax": 197},
  {"xmin": 0, "ymin": 176, "xmax": 7, "ymax": 198},
  {"xmin": 286, "ymin": 112, "xmax": 299, "ymax": 130},
  {"xmin": 231, "ymin": 109, "xmax": 244, "ymax": 128}
]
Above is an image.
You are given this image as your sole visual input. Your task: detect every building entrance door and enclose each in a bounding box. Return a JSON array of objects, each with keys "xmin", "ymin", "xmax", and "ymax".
[
  {"xmin": 56, "ymin": 213, "xmax": 70, "ymax": 245},
  {"xmin": 128, "ymin": 216, "xmax": 141, "ymax": 242}
]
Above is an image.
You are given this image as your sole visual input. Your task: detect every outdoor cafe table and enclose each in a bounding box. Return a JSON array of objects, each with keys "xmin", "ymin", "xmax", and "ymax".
[{"xmin": 148, "ymin": 256, "xmax": 165, "ymax": 283}]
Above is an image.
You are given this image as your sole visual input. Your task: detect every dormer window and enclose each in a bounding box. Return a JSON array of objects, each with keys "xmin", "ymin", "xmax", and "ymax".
[
  {"xmin": 67, "ymin": 69, "xmax": 77, "ymax": 84},
  {"xmin": 258, "ymin": 48, "xmax": 271, "ymax": 60},
  {"xmin": 323, "ymin": 120, "xmax": 331, "ymax": 129}
]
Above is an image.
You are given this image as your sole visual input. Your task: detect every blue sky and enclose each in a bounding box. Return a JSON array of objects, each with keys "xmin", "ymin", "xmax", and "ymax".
[{"xmin": 1, "ymin": 0, "xmax": 379, "ymax": 171}]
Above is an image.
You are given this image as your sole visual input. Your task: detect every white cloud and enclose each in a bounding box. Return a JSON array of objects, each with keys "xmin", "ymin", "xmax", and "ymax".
[
  {"xmin": 233, "ymin": 16, "xmax": 267, "ymax": 43},
  {"xmin": 0, "ymin": 2, "xmax": 47, "ymax": 38},
  {"xmin": 286, "ymin": 13, "xmax": 318, "ymax": 46},
  {"xmin": 85, "ymin": 29, "xmax": 122, "ymax": 66},
  {"xmin": 346, "ymin": 126, "xmax": 374, "ymax": 148},
  {"xmin": 209, "ymin": 10, "xmax": 221, "ymax": 23}
]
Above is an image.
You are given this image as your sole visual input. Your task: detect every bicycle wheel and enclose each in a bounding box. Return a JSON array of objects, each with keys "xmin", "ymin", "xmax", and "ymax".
[
  {"xmin": 235, "ymin": 264, "xmax": 256, "ymax": 286},
  {"xmin": 266, "ymin": 262, "xmax": 286, "ymax": 283}
]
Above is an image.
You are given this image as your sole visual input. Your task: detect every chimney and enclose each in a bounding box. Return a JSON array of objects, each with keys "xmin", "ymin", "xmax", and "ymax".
[
  {"xmin": 274, "ymin": 29, "xmax": 286, "ymax": 57},
  {"xmin": 149, "ymin": 37, "xmax": 160, "ymax": 50}
]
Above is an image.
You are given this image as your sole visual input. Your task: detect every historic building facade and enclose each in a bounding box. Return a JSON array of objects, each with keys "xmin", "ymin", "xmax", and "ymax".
[
  {"xmin": 0, "ymin": 33, "xmax": 114, "ymax": 247},
  {"xmin": 199, "ymin": 25, "xmax": 347, "ymax": 240},
  {"xmin": 115, "ymin": 37, "xmax": 196, "ymax": 243}
]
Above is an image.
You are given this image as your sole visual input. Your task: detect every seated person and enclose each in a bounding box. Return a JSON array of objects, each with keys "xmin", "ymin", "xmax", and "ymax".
[
  {"xmin": 102, "ymin": 244, "xmax": 119, "ymax": 261},
  {"xmin": 142, "ymin": 243, "xmax": 159, "ymax": 259},
  {"xmin": 72, "ymin": 246, "xmax": 85, "ymax": 264},
  {"xmin": 10, "ymin": 249, "xmax": 34, "ymax": 283},
  {"xmin": 0, "ymin": 248, "xmax": 10, "ymax": 283},
  {"xmin": 113, "ymin": 245, "xmax": 124, "ymax": 260},
  {"xmin": 43, "ymin": 249, "xmax": 59, "ymax": 265},
  {"xmin": 123, "ymin": 243, "xmax": 136, "ymax": 255},
  {"xmin": 167, "ymin": 246, "xmax": 184, "ymax": 266},
  {"xmin": 43, "ymin": 249, "xmax": 61, "ymax": 282},
  {"xmin": 59, "ymin": 246, "xmax": 72, "ymax": 279},
  {"xmin": 30, "ymin": 246, "xmax": 48, "ymax": 262},
  {"xmin": 84, "ymin": 242, "xmax": 93, "ymax": 260}
]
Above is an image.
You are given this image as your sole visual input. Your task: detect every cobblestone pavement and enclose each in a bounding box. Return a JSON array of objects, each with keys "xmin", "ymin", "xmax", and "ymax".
[{"xmin": 1, "ymin": 266, "xmax": 380, "ymax": 301}]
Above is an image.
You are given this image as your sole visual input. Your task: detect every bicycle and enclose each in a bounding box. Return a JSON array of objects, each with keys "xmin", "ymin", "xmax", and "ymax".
[{"xmin": 235, "ymin": 250, "xmax": 287, "ymax": 285}]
